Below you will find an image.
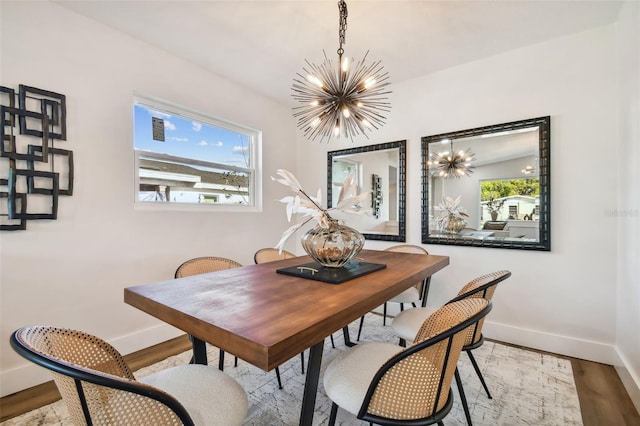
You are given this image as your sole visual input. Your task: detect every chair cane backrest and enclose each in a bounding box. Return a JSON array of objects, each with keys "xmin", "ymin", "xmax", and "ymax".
[
  {"xmin": 175, "ymin": 256, "xmax": 242, "ymax": 278},
  {"xmin": 449, "ymin": 270, "xmax": 511, "ymax": 347},
  {"xmin": 10, "ymin": 326, "xmax": 195, "ymax": 426},
  {"xmin": 360, "ymin": 299, "xmax": 491, "ymax": 423},
  {"xmin": 254, "ymin": 248, "xmax": 296, "ymax": 264},
  {"xmin": 384, "ymin": 244, "xmax": 430, "ymax": 293}
]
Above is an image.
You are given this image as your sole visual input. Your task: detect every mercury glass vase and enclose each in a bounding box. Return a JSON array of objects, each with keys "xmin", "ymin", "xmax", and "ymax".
[
  {"xmin": 444, "ymin": 215, "xmax": 467, "ymax": 234},
  {"xmin": 301, "ymin": 218, "xmax": 365, "ymax": 268}
]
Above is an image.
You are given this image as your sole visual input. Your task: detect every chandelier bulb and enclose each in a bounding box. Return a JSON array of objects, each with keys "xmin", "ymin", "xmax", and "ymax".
[
  {"xmin": 342, "ymin": 108, "xmax": 351, "ymax": 118},
  {"xmin": 364, "ymin": 77, "xmax": 376, "ymax": 89},
  {"xmin": 306, "ymin": 74, "xmax": 323, "ymax": 88},
  {"xmin": 341, "ymin": 57, "xmax": 349, "ymax": 72}
]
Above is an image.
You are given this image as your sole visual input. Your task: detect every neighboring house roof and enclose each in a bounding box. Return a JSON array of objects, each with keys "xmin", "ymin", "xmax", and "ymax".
[{"xmin": 139, "ymin": 158, "xmax": 249, "ymax": 196}]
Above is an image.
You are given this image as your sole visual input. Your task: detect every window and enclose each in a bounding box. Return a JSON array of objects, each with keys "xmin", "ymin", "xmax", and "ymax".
[
  {"xmin": 133, "ymin": 95, "xmax": 261, "ymax": 211},
  {"xmin": 480, "ymin": 178, "xmax": 539, "ymax": 223}
]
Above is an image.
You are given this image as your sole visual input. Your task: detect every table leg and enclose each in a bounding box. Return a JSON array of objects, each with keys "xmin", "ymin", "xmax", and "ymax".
[
  {"xmin": 192, "ymin": 336, "xmax": 207, "ymax": 365},
  {"xmin": 299, "ymin": 339, "xmax": 324, "ymax": 426},
  {"xmin": 420, "ymin": 277, "xmax": 432, "ymax": 307},
  {"xmin": 342, "ymin": 326, "xmax": 356, "ymax": 347}
]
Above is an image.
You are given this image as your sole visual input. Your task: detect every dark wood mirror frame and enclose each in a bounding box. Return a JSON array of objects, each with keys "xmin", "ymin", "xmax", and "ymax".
[
  {"xmin": 328, "ymin": 140, "xmax": 406, "ymax": 242},
  {"xmin": 421, "ymin": 116, "xmax": 550, "ymax": 250}
]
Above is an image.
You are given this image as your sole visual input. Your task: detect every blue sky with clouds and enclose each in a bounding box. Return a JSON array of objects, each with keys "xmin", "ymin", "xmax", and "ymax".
[{"xmin": 133, "ymin": 104, "xmax": 250, "ymax": 167}]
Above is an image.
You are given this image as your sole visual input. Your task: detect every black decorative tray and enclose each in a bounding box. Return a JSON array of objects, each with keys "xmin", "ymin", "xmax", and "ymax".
[{"xmin": 276, "ymin": 261, "xmax": 386, "ymax": 284}]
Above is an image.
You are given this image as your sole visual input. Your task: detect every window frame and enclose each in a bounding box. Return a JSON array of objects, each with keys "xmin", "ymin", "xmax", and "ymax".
[{"xmin": 132, "ymin": 94, "xmax": 262, "ymax": 212}]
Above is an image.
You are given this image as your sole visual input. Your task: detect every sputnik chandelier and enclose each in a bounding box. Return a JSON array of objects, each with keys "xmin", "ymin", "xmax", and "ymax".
[
  {"xmin": 428, "ymin": 139, "xmax": 476, "ymax": 178},
  {"xmin": 291, "ymin": 0, "xmax": 391, "ymax": 142}
]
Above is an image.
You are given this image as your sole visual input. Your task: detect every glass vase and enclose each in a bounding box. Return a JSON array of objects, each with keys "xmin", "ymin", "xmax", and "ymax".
[
  {"xmin": 301, "ymin": 218, "xmax": 365, "ymax": 268},
  {"xmin": 445, "ymin": 215, "xmax": 467, "ymax": 234}
]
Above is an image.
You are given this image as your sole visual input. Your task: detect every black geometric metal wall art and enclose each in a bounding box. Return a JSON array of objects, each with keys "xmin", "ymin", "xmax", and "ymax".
[
  {"xmin": 18, "ymin": 85, "xmax": 67, "ymax": 141},
  {"xmin": 1, "ymin": 84, "xmax": 72, "ymax": 231}
]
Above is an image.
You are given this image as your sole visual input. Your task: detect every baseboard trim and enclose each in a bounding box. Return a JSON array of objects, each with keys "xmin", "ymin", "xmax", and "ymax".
[
  {"xmin": 1, "ymin": 324, "xmax": 182, "ymax": 398},
  {"xmin": 615, "ymin": 348, "xmax": 640, "ymax": 413},
  {"xmin": 483, "ymin": 320, "xmax": 619, "ymax": 365}
]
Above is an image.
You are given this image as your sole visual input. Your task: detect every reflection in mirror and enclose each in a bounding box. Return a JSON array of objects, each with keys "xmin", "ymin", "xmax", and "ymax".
[
  {"xmin": 328, "ymin": 140, "xmax": 406, "ymax": 241},
  {"xmin": 422, "ymin": 116, "xmax": 550, "ymax": 250}
]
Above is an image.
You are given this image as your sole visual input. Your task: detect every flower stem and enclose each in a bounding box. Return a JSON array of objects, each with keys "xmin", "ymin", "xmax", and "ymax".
[{"xmin": 298, "ymin": 188, "xmax": 329, "ymax": 215}]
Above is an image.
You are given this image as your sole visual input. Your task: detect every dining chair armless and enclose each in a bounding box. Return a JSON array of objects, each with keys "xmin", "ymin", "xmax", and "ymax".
[
  {"xmin": 356, "ymin": 244, "xmax": 431, "ymax": 341},
  {"xmin": 253, "ymin": 247, "xmax": 317, "ymax": 382},
  {"xmin": 175, "ymin": 256, "xmax": 244, "ymax": 372},
  {"xmin": 253, "ymin": 247, "xmax": 296, "ymax": 264},
  {"xmin": 391, "ymin": 270, "xmax": 512, "ymax": 426},
  {"xmin": 10, "ymin": 326, "xmax": 248, "ymax": 426},
  {"xmin": 323, "ymin": 298, "xmax": 492, "ymax": 426}
]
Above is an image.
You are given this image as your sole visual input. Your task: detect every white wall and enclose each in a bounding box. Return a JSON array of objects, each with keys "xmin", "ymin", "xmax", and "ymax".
[
  {"xmin": 298, "ymin": 26, "xmax": 622, "ymax": 363},
  {"xmin": 0, "ymin": 2, "xmax": 298, "ymax": 396},
  {"xmin": 615, "ymin": 1, "xmax": 640, "ymax": 412},
  {"xmin": 2, "ymin": 1, "xmax": 638, "ymax": 408}
]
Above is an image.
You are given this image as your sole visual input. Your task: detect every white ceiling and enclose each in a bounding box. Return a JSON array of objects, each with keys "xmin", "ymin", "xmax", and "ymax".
[{"xmin": 54, "ymin": 0, "xmax": 622, "ymax": 106}]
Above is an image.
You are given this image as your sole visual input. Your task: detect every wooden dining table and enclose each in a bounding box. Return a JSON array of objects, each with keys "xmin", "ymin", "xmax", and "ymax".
[{"xmin": 124, "ymin": 249, "xmax": 449, "ymax": 426}]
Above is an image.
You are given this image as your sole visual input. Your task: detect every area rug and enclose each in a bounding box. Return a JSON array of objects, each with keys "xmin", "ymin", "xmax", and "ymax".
[{"xmin": 2, "ymin": 315, "xmax": 582, "ymax": 425}]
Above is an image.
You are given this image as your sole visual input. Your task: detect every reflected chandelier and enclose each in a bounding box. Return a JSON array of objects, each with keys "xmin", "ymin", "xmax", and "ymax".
[
  {"xmin": 428, "ymin": 139, "xmax": 476, "ymax": 178},
  {"xmin": 291, "ymin": 0, "xmax": 391, "ymax": 142}
]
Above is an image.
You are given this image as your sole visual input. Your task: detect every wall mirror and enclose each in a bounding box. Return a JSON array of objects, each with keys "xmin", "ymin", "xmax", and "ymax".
[
  {"xmin": 328, "ymin": 140, "xmax": 406, "ymax": 241},
  {"xmin": 422, "ymin": 116, "xmax": 550, "ymax": 250}
]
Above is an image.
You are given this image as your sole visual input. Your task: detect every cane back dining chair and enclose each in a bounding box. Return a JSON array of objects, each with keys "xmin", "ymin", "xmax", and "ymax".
[
  {"xmin": 175, "ymin": 256, "xmax": 243, "ymax": 371},
  {"xmin": 10, "ymin": 326, "xmax": 248, "ymax": 426},
  {"xmin": 253, "ymin": 248, "xmax": 310, "ymax": 380},
  {"xmin": 176, "ymin": 255, "xmax": 294, "ymax": 390},
  {"xmin": 356, "ymin": 244, "xmax": 431, "ymax": 341},
  {"xmin": 323, "ymin": 298, "xmax": 492, "ymax": 426},
  {"xmin": 254, "ymin": 247, "xmax": 339, "ymax": 351},
  {"xmin": 391, "ymin": 270, "xmax": 512, "ymax": 426},
  {"xmin": 253, "ymin": 247, "xmax": 296, "ymax": 263}
]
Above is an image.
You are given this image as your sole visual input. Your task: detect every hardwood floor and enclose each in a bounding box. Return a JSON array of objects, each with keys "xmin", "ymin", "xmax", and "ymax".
[{"xmin": 1, "ymin": 335, "xmax": 638, "ymax": 425}]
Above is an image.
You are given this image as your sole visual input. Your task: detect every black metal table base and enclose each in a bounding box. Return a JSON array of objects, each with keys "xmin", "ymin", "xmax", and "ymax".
[
  {"xmin": 342, "ymin": 326, "xmax": 356, "ymax": 347},
  {"xmin": 191, "ymin": 332, "xmax": 354, "ymax": 425},
  {"xmin": 299, "ymin": 339, "xmax": 325, "ymax": 426},
  {"xmin": 192, "ymin": 337, "xmax": 207, "ymax": 365}
]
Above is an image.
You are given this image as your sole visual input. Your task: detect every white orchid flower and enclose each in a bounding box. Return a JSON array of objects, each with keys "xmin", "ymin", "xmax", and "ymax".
[
  {"xmin": 272, "ymin": 169, "xmax": 369, "ymax": 250},
  {"xmin": 335, "ymin": 191, "xmax": 368, "ymax": 213},
  {"xmin": 271, "ymin": 169, "xmax": 302, "ymax": 192}
]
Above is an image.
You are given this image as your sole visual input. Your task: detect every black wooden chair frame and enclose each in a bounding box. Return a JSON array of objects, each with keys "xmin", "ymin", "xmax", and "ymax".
[{"xmin": 10, "ymin": 330, "xmax": 195, "ymax": 426}]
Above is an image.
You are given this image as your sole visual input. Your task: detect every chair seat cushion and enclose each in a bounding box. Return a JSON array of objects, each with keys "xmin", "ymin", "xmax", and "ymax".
[
  {"xmin": 140, "ymin": 364, "xmax": 248, "ymax": 426},
  {"xmin": 391, "ymin": 306, "xmax": 437, "ymax": 342},
  {"xmin": 323, "ymin": 342, "xmax": 402, "ymax": 416},
  {"xmin": 388, "ymin": 286, "xmax": 421, "ymax": 304}
]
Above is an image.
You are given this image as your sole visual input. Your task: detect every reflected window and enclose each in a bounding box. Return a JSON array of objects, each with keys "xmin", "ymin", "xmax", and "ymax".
[{"xmin": 480, "ymin": 178, "xmax": 539, "ymax": 223}]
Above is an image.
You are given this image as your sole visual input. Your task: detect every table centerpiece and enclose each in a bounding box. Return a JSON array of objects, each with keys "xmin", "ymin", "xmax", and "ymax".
[{"xmin": 272, "ymin": 169, "xmax": 367, "ymax": 268}]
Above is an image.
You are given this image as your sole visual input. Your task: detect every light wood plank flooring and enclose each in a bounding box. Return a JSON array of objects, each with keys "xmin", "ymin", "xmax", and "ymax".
[{"xmin": 1, "ymin": 335, "xmax": 638, "ymax": 425}]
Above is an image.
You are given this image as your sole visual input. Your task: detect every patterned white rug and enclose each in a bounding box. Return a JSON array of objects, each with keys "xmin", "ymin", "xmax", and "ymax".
[{"xmin": 3, "ymin": 314, "xmax": 582, "ymax": 425}]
